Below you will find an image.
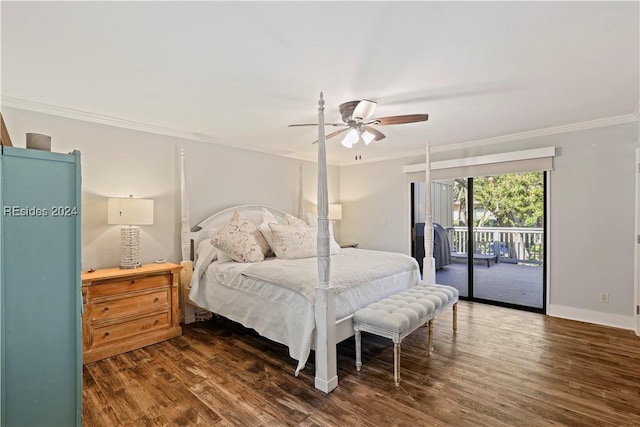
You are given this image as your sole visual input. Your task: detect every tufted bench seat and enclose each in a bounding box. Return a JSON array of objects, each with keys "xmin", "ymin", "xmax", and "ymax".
[{"xmin": 353, "ymin": 283, "xmax": 459, "ymax": 386}]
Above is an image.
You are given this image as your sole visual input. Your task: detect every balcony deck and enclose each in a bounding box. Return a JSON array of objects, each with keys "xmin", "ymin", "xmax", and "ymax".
[{"xmin": 435, "ymin": 259, "xmax": 544, "ymax": 309}]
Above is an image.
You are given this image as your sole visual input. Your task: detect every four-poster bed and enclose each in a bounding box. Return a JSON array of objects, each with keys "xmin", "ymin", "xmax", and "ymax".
[{"xmin": 179, "ymin": 93, "xmax": 436, "ymax": 393}]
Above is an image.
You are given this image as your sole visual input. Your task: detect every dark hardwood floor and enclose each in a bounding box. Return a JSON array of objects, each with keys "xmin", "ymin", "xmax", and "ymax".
[{"xmin": 83, "ymin": 302, "xmax": 640, "ymax": 426}]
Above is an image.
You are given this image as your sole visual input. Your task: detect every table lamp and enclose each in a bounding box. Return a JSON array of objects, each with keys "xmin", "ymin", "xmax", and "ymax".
[
  {"xmin": 107, "ymin": 195, "xmax": 154, "ymax": 269},
  {"xmin": 329, "ymin": 204, "xmax": 342, "ymax": 221}
]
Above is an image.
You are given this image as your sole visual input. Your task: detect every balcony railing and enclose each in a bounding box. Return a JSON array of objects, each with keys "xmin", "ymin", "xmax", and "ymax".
[{"xmin": 448, "ymin": 226, "xmax": 543, "ymax": 265}]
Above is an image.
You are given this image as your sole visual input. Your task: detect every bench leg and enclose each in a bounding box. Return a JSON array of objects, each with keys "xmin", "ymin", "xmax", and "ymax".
[
  {"xmin": 393, "ymin": 342, "xmax": 401, "ymax": 386},
  {"xmin": 453, "ymin": 302, "xmax": 458, "ymax": 333},
  {"xmin": 428, "ymin": 319, "xmax": 435, "ymax": 354},
  {"xmin": 355, "ymin": 328, "xmax": 362, "ymax": 371}
]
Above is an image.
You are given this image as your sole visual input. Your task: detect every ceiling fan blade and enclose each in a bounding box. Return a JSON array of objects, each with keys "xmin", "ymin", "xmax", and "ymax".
[
  {"xmin": 311, "ymin": 128, "xmax": 349, "ymax": 144},
  {"xmin": 338, "ymin": 101, "xmax": 359, "ymax": 122},
  {"xmin": 351, "ymin": 99, "xmax": 377, "ymax": 121},
  {"xmin": 288, "ymin": 123, "xmax": 345, "ymax": 127},
  {"xmin": 362, "ymin": 126, "xmax": 386, "ymax": 141},
  {"xmin": 339, "ymin": 99, "xmax": 378, "ymax": 122},
  {"xmin": 371, "ymin": 114, "xmax": 429, "ymax": 126}
]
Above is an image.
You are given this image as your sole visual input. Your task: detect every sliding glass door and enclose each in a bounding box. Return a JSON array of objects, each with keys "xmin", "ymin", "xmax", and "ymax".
[
  {"xmin": 412, "ymin": 178, "xmax": 470, "ymax": 297},
  {"xmin": 471, "ymin": 173, "xmax": 545, "ymax": 310},
  {"xmin": 412, "ymin": 172, "xmax": 546, "ymax": 312}
]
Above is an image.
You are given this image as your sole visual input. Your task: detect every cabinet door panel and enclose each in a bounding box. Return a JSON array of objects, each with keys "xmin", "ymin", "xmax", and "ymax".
[{"xmin": 1, "ymin": 148, "xmax": 81, "ymax": 426}]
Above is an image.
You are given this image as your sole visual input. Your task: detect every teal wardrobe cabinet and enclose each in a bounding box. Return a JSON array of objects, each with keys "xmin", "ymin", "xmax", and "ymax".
[{"xmin": 0, "ymin": 146, "xmax": 82, "ymax": 426}]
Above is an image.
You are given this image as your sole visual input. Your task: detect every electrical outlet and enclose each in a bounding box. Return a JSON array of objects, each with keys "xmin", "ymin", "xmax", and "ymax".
[{"xmin": 599, "ymin": 292, "xmax": 609, "ymax": 303}]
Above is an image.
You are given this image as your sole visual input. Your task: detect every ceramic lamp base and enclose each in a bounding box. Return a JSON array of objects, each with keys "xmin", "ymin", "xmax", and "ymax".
[{"xmin": 120, "ymin": 226, "xmax": 142, "ymax": 269}]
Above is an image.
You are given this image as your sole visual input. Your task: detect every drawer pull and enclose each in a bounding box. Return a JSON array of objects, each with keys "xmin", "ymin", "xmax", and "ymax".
[
  {"xmin": 103, "ymin": 307, "xmax": 109, "ymax": 311},
  {"xmin": 103, "ymin": 332, "xmax": 110, "ymax": 337},
  {"xmin": 154, "ymin": 320, "xmax": 159, "ymax": 325},
  {"xmin": 154, "ymin": 297, "xmax": 160, "ymax": 302},
  {"xmin": 129, "ymin": 280, "xmax": 136, "ymax": 285}
]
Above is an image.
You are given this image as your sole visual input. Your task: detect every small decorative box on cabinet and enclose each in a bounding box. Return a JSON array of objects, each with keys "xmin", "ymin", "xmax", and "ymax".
[{"xmin": 81, "ymin": 263, "xmax": 183, "ymax": 364}]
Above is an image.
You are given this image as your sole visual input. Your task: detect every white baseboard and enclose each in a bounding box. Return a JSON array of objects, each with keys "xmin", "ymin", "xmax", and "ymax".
[{"xmin": 547, "ymin": 304, "xmax": 636, "ymax": 331}]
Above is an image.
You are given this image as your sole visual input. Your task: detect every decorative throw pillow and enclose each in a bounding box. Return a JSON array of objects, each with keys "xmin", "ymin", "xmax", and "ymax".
[
  {"xmin": 196, "ymin": 229, "xmax": 232, "ymax": 264},
  {"xmin": 211, "ymin": 211, "xmax": 270, "ymax": 263},
  {"xmin": 216, "ymin": 248, "xmax": 233, "ymax": 263},
  {"xmin": 258, "ymin": 208, "xmax": 280, "ymax": 253},
  {"xmin": 285, "ymin": 213, "xmax": 308, "ymax": 227},
  {"xmin": 268, "ymin": 222, "xmax": 317, "ymax": 260}
]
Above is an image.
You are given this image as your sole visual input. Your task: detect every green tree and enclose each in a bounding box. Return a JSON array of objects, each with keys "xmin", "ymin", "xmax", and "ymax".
[
  {"xmin": 453, "ymin": 173, "xmax": 543, "ymax": 228},
  {"xmin": 453, "ymin": 178, "xmax": 467, "ymax": 225}
]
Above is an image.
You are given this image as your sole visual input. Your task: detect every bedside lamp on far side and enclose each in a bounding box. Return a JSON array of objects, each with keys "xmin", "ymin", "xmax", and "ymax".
[
  {"xmin": 328, "ymin": 204, "xmax": 342, "ymax": 222},
  {"xmin": 107, "ymin": 195, "xmax": 154, "ymax": 269}
]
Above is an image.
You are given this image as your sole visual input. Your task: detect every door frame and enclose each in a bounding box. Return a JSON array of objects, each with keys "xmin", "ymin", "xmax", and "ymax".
[{"xmin": 634, "ymin": 148, "xmax": 640, "ymax": 336}]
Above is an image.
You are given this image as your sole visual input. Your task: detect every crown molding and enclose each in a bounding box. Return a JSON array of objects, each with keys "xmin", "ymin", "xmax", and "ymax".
[
  {"xmin": 1, "ymin": 96, "xmax": 342, "ymax": 166},
  {"xmin": 339, "ymin": 112, "xmax": 640, "ymax": 166},
  {"xmin": 3, "ymin": 95, "xmax": 636, "ymax": 168}
]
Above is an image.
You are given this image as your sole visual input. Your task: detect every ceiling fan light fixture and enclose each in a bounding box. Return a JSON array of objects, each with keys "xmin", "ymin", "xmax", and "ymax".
[
  {"xmin": 341, "ymin": 128, "xmax": 358, "ymax": 148},
  {"xmin": 361, "ymin": 130, "xmax": 375, "ymax": 145},
  {"xmin": 351, "ymin": 99, "xmax": 377, "ymax": 121}
]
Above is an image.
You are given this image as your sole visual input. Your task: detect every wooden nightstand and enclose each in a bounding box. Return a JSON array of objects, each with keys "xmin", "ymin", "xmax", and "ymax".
[{"xmin": 81, "ymin": 262, "xmax": 182, "ymax": 364}]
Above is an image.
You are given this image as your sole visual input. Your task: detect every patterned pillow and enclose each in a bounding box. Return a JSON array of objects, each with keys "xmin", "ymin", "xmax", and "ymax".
[
  {"xmin": 212, "ymin": 211, "xmax": 270, "ymax": 263},
  {"xmin": 268, "ymin": 222, "xmax": 317, "ymax": 260},
  {"xmin": 269, "ymin": 213, "xmax": 340, "ymax": 259},
  {"xmin": 285, "ymin": 213, "xmax": 308, "ymax": 226}
]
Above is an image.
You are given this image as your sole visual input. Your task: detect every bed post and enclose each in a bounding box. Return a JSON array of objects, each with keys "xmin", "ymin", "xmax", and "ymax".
[
  {"xmin": 314, "ymin": 92, "xmax": 338, "ymax": 393},
  {"xmin": 298, "ymin": 163, "xmax": 304, "ymax": 218},
  {"xmin": 179, "ymin": 147, "xmax": 196, "ymax": 323},
  {"xmin": 423, "ymin": 142, "xmax": 436, "ymax": 284}
]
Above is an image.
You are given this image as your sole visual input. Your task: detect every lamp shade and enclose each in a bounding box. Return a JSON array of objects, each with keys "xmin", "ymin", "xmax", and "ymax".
[
  {"xmin": 107, "ymin": 197, "xmax": 154, "ymax": 225},
  {"xmin": 328, "ymin": 204, "xmax": 343, "ymax": 221}
]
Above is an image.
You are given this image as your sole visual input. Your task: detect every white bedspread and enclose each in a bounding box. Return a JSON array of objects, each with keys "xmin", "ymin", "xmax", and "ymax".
[{"xmin": 188, "ymin": 248, "xmax": 420, "ymax": 375}]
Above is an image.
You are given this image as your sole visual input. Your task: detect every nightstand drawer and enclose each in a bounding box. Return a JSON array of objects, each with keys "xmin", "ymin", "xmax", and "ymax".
[
  {"xmin": 91, "ymin": 312, "xmax": 170, "ymax": 348},
  {"xmin": 88, "ymin": 274, "xmax": 170, "ymax": 299},
  {"xmin": 90, "ymin": 289, "xmax": 170, "ymax": 322}
]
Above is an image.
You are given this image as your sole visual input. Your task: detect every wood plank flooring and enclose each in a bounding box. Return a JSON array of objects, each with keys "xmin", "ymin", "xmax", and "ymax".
[{"xmin": 83, "ymin": 302, "xmax": 640, "ymax": 426}]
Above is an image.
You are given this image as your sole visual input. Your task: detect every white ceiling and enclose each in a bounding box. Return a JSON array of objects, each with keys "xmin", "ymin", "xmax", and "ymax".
[{"xmin": 2, "ymin": 1, "xmax": 639, "ymax": 165}]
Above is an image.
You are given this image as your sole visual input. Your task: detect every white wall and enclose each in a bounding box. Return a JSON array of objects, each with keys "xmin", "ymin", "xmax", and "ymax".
[
  {"xmin": 341, "ymin": 122, "xmax": 639, "ymax": 329},
  {"xmin": 340, "ymin": 156, "xmax": 421, "ymax": 254},
  {"xmin": 2, "ymin": 108, "xmax": 340, "ymax": 270},
  {"xmin": 5, "ymin": 106, "xmax": 637, "ymax": 329}
]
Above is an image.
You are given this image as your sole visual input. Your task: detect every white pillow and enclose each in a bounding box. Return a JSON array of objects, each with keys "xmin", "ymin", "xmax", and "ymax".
[
  {"xmin": 258, "ymin": 208, "xmax": 280, "ymax": 252},
  {"xmin": 195, "ymin": 238, "xmax": 218, "ymax": 267},
  {"xmin": 268, "ymin": 222, "xmax": 317, "ymax": 260},
  {"xmin": 306, "ymin": 212, "xmax": 341, "ymax": 254},
  {"xmin": 212, "ymin": 211, "xmax": 270, "ymax": 263}
]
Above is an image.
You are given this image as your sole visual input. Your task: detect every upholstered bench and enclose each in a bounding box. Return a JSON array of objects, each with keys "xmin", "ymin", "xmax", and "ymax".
[
  {"xmin": 353, "ymin": 283, "xmax": 459, "ymax": 386},
  {"xmin": 418, "ymin": 283, "xmax": 459, "ymax": 336}
]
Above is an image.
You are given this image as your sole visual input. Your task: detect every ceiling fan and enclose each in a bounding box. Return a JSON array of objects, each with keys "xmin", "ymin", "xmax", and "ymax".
[{"xmin": 288, "ymin": 99, "xmax": 429, "ymax": 148}]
